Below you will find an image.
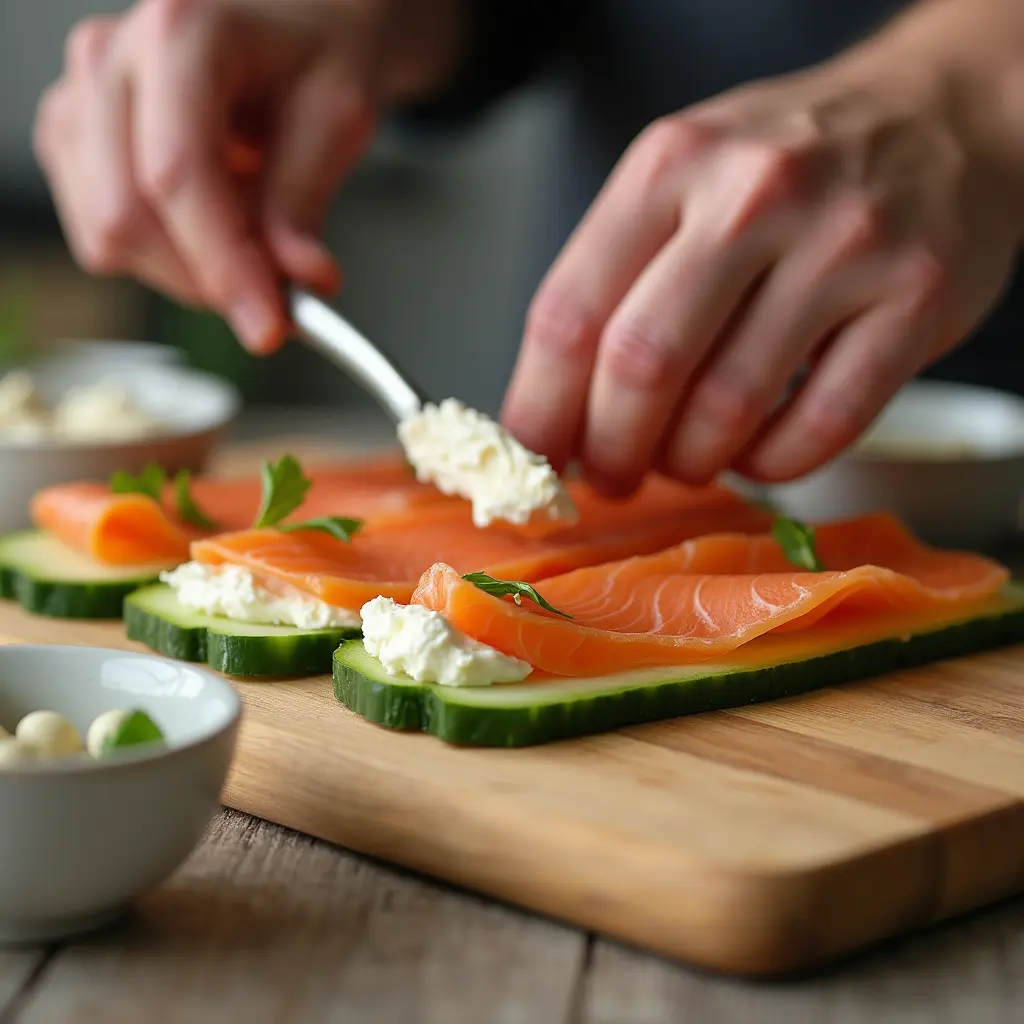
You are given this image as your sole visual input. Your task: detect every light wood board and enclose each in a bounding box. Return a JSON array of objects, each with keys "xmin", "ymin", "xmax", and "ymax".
[{"xmin": 3, "ymin": 601, "xmax": 1024, "ymax": 977}]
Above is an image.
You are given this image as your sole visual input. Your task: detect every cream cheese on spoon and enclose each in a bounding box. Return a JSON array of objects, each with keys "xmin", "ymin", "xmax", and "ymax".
[{"xmin": 397, "ymin": 398, "xmax": 577, "ymax": 530}]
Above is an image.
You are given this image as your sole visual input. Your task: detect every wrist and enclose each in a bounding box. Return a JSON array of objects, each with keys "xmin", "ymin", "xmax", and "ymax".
[{"xmin": 841, "ymin": 1, "xmax": 1024, "ymax": 223}]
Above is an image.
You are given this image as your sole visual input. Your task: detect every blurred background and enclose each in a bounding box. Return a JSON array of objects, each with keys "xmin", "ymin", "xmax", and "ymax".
[
  {"xmin": 2, "ymin": 0, "xmax": 1022, "ymax": 426},
  {"xmin": 0, "ymin": 0, "xmax": 574, "ymax": 420}
]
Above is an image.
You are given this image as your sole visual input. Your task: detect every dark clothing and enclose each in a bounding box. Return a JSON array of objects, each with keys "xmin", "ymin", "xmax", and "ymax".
[{"xmin": 407, "ymin": 0, "xmax": 1023, "ymax": 395}]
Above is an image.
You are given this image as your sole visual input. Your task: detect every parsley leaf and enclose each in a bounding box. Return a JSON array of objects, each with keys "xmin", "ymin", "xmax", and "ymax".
[
  {"xmin": 110, "ymin": 464, "xmax": 166, "ymax": 502},
  {"xmin": 462, "ymin": 572, "xmax": 573, "ymax": 619},
  {"xmin": 772, "ymin": 514, "xmax": 826, "ymax": 572},
  {"xmin": 253, "ymin": 454, "xmax": 312, "ymax": 528},
  {"xmin": 173, "ymin": 469, "xmax": 218, "ymax": 529},
  {"xmin": 279, "ymin": 516, "xmax": 363, "ymax": 542}
]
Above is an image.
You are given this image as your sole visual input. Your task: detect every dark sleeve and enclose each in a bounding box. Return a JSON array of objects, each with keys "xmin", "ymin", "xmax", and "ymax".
[{"xmin": 397, "ymin": 0, "xmax": 585, "ymax": 127}]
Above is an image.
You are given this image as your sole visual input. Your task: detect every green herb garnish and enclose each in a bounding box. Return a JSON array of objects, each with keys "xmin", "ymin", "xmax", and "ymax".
[
  {"xmin": 280, "ymin": 516, "xmax": 363, "ymax": 542},
  {"xmin": 110, "ymin": 464, "xmax": 166, "ymax": 502},
  {"xmin": 772, "ymin": 514, "xmax": 826, "ymax": 572},
  {"xmin": 100, "ymin": 710, "xmax": 165, "ymax": 756},
  {"xmin": 173, "ymin": 469, "xmax": 218, "ymax": 529},
  {"xmin": 253, "ymin": 454, "xmax": 312, "ymax": 528},
  {"xmin": 462, "ymin": 572, "xmax": 573, "ymax": 619}
]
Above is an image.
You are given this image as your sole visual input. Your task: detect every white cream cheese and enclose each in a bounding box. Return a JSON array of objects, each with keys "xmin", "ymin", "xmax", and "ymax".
[
  {"xmin": 360, "ymin": 595, "xmax": 531, "ymax": 687},
  {"xmin": 0, "ymin": 370, "xmax": 161, "ymax": 443},
  {"xmin": 397, "ymin": 398, "xmax": 578, "ymax": 530},
  {"xmin": 161, "ymin": 561, "xmax": 360, "ymax": 630},
  {"xmin": 52, "ymin": 379, "xmax": 159, "ymax": 441}
]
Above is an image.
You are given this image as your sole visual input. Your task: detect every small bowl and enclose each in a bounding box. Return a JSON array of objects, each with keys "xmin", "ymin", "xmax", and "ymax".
[
  {"xmin": 0, "ymin": 344, "xmax": 240, "ymax": 533},
  {"xmin": 0, "ymin": 645, "xmax": 240, "ymax": 944},
  {"xmin": 761, "ymin": 380, "xmax": 1024, "ymax": 550}
]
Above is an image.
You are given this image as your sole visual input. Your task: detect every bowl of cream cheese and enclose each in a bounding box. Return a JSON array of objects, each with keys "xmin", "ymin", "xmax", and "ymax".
[
  {"xmin": 759, "ymin": 380, "xmax": 1024, "ymax": 550},
  {"xmin": 0, "ymin": 342, "xmax": 240, "ymax": 533}
]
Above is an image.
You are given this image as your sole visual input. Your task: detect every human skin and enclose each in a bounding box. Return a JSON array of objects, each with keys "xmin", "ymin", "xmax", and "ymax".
[{"xmin": 33, "ymin": 0, "xmax": 1024, "ymax": 490}]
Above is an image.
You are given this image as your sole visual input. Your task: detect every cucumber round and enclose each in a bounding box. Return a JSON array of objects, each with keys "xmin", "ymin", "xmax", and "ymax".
[
  {"xmin": 333, "ymin": 585, "xmax": 1024, "ymax": 747},
  {"xmin": 125, "ymin": 584, "xmax": 359, "ymax": 677},
  {"xmin": 0, "ymin": 531, "xmax": 168, "ymax": 619}
]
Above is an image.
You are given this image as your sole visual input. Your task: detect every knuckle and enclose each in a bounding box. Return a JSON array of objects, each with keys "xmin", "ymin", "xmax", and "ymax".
[
  {"xmin": 138, "ymin": 144, "xmax": 195, "ymax": 204},
  {"xmin": 832, "ymin": 193, "xmax": 885, "ymax": 253},
  {"xmin": 525, "ymin": 289, "xmax": 599, "ymax": 363},
  {"xmin": 692, "ymin": 369, "xmax": 762, "ymax": 428},
  {"xmin": 744, "ymin": 142, "xmax": 804, "ymax": 200},
  {"xmin": 627, "ymin": 116, "xmax": 708, "ymax": 188},
  {"xmin": 32, "ymin": 86, "xmax": 65, "ymax": 164},
  {"xmin": 898, "ymin": 245, "xmax": 948, "ymax": 310},
  {"xmin": 64, "ymin": 18, "xmax": 111, "ymax": 73},
  {"xmin": 801, "ymin": 392, "xmax": 864, "ymax": 447},
  {"xmin": 601, "ymin": 318, "xmax": 679, "ymax": 389}
]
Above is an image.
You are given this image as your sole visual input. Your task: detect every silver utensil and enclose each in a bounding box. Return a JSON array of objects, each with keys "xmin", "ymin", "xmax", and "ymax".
[{"xmin": 288, "ymin": 286, "xmax": 430, "ymax": 424}]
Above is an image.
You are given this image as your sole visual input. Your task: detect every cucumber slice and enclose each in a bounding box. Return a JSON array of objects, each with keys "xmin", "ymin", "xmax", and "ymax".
[
  {"xmin": 333, "ymin": 585, "xmax": 1024, "ymax": 747},
  {"xmin": 0, "ymin": 531, "xmax": 168, "ymax": 619},
  {"xmin": 125, "ymin": 584, "xmax": 359, "ymax": 677}
]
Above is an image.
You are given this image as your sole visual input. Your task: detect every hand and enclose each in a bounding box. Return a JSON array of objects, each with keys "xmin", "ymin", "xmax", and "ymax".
[
  {"xmin": 501, "ymin": 51, "xmax": 1022, "ymax": 492},
  {"xmin": 33, "ymin": 0, "xmax": 460, "ymax": 353}
]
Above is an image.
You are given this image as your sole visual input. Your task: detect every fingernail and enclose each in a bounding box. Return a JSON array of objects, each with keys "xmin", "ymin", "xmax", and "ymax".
[{"xmin": 230, "ymin": 294, "xmax": 280, "ymax": 354}]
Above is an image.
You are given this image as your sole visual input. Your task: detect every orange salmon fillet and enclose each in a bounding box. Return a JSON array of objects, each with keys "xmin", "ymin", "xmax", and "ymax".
[
  {"xmin": 411, "ymin": 514, "xmax": 1010, "ymax": 676},
  {"xmin": 192, "ymin": 478, "xmax": 773, "ymax": 609}
]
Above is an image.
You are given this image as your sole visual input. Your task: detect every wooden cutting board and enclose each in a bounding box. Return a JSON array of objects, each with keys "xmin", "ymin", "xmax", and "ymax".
[
  {"xmin": 6, "ymin": 443, "xmax": 1024, "ymax": 976},
  {"xmin": 3, "ymin": 603, "xmax": 1024, "ymax": 977}
]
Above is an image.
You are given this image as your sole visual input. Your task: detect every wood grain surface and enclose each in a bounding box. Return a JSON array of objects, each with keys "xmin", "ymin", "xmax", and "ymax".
[
  {"xmin": 2, "ymin": 598, "xmax": 1023, "ymax": 977},
  {"xmin": 2, "ymin": 809, "xmax": 1024, "ymax": 1023}
]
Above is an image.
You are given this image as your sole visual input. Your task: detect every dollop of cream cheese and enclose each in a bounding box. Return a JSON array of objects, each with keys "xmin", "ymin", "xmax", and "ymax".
[
  {"xmin": 161, "ymin": 561, "xmax": 360, "ymax": 630},
  {"xmin": 52, "ymin": 379, "xmax": 159, "ymax": 441},
  {"xmin": 360, "ymin": 595, "xmax": 532, "ymax": 687},
  {"xmin": 0, "ymin": 370, "xmax": 161, "ymax": 443},
  {"xmin": 397, "ymin": 398, "xmax": 578, "ymax": 529}
]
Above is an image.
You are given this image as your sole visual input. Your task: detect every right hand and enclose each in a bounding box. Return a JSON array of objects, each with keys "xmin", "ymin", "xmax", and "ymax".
[{"xmin": 34, "ymin": 0, "xmax": 460, "ymax": 353}]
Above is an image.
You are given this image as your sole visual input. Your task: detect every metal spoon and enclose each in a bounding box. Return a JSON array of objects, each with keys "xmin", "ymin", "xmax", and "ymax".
[{"xmin": 288, "ymin": 285, "xmax": 430, "ymax": 424}]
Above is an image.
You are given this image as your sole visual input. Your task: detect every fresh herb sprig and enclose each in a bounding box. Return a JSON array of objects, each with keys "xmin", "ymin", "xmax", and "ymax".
[
  {"xmin": 772, "ymin": 514, "xmax": 826, "ymax": 572},
  {"xmin": 253, "ymin": 455, "xmax": 313, "ymax": 528},
  {"xmin": 463, "ymin": 572, "xmax": 573, "ymax": 619},
  {"xmin": 173, "ymin": 469, "xmax": 218, "ymax": 528},
  {"xmin": 279, "ymin": 516, "xmax": 362, "ymax": 543},
  {"xmin": 110, "ymin": 464, "xmax": 166, "ymax": 502}
]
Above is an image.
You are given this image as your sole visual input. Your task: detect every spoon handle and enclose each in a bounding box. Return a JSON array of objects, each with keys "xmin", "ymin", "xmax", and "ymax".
[{"xmin": 288, "ymin": 286, "xmax": 429, "ymax": 424}]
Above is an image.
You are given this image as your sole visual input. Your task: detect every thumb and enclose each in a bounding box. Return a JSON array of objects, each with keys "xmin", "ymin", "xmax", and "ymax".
[{"xmin": 262, "ymin": 64, "xmax": 377, "ymax": 293}]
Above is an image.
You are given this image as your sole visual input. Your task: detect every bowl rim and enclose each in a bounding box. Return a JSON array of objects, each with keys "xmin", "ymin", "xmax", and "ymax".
[
  {"xmin": 0, "ymin": 645, "xmax": 242, "ymax": 778},
  {"xmin": 0, "ymin": 362, "xmax": 241, "ymax": 453},
  {"xmin": 849, "ymin": 379, "xmax": 1024, "ymax": 466}
]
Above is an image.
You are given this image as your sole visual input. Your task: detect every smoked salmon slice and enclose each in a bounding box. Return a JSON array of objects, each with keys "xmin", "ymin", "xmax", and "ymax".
[
  {"xmin": 29, "ymin": 463, "xmax": 460, "ymax": 566},
  {"xmin": 191, "ymin": 478, "xmax": 773, "ymax": 610},
  {"xmin": 411, "ymin": 514, "xmax": 1010, "ymax": 677},
  {"xmin": 31, "ymin": 482, "xmax": 195, "ymax": 566}
]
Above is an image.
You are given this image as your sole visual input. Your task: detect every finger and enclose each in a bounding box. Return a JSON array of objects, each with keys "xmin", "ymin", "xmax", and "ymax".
[
  {"xmin": 263, "ymin": 65, "xmax": 376, "ymax": 294},
  {"xmin": 82, "ymin": 25, "xmax": 204, "ymax": 303},
  {"xmin": 737, "ymin": 249, "xmax": 948, "ymax": 481},
  {"xmin": 130, "ymin": 5, "xmax": 285, "ymax": 353},
  {"xmin": 661, "ymin": 196, "xmax": 885, "ymax": 482},
  {"xmin": 579, "ymin": 214, "xmax": 779, "ymax": 494},
  {"xmin": 500, "ymin": 118, "xmax": 704, "ymax": 469}
]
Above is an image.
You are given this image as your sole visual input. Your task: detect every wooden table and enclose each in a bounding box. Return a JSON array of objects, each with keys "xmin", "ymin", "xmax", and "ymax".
[{"xmin": 2, "ymin": 409, "xmax": 1021, "ymax": 1022}]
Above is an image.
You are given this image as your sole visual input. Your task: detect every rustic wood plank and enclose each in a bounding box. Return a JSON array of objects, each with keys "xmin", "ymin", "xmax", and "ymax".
[
  {"xmin": 14, "ymin": 810, "xmax": 584, "ymax": 1024},
  {"xmin": 582, "ymin": 898, "xmax": 1024, "ymax": 1024}
]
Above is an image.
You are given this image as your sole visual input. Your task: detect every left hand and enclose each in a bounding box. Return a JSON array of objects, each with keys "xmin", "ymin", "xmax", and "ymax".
[{"xmin": 500, "ymin": 48, "xmax": 1021, "ymax": 494}]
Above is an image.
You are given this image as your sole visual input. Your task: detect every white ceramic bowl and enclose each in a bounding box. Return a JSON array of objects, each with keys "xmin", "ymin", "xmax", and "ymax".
[
  {"xmin": 0, "ymin": 645, "xmax": 240, "ymax": 944},
  {"xmin": 761, "ymin": 380, "xmax": 1024, "ymax": 550},
  {"xmin": 0, "ymin": 344, "xmax": 240, "ymax": 533}
]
